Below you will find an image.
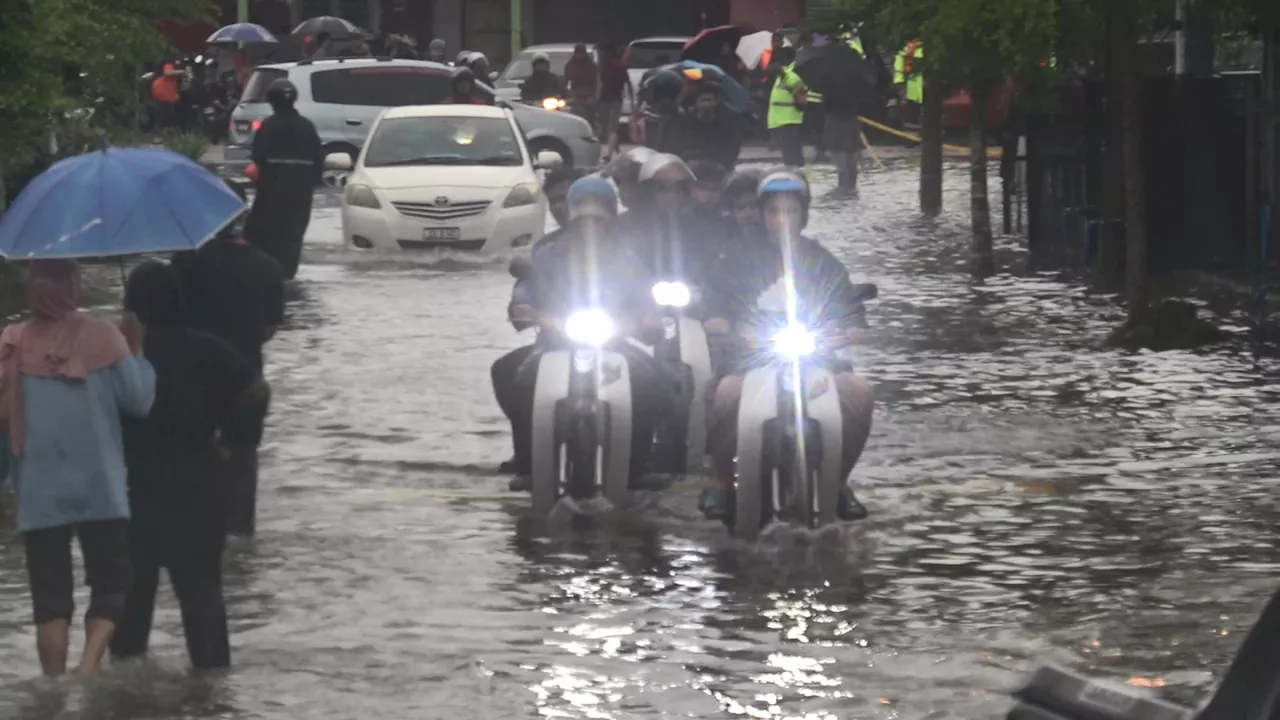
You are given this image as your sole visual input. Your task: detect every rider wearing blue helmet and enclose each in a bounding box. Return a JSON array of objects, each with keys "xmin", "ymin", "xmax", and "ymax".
[
  {"xmin": 498, "ymin": 177, "xmax": 670, "ymax": 491},
  {"xmin": 699, "ymin": 170, "xmax": 874, "ymax": 521}
]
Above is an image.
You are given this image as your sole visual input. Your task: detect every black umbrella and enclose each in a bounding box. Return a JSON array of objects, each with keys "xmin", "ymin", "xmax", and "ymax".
[
  {"xmin": 292, "ymin": 16, "xmax": 361, "ymax": 40},
  {"xmin": 793, "ymin": 42, "xmax": 877, "ymax": 103},
  {"xmin": 681, "ymin": 25, "xmax": 749, "ymax": 65}
]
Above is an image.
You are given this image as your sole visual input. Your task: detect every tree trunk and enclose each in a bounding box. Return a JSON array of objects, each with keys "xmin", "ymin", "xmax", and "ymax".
[
  {"xmin": 920, "ymin": 79, "xmax": 944, "ymax": 215},
  {"xmin": 1118, "ymin": 12, "xmax": 1149, "ymax": 319},
  {"xmin": 970, "ymin": 83, "xmax": 994, "ymax": 277},
  {"xmin": 1098, "ymin": 0, "xmax": 1128, "ymax": 288}
]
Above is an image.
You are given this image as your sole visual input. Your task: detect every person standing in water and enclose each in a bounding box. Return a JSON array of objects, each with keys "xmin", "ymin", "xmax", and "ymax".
[
  {"xmin": 111, "ymin": 261, "xmax": 266, "ymax": 669},
  {"xmin": 0, "ymin": 260, "xmax": 155, "ymax": 676}
]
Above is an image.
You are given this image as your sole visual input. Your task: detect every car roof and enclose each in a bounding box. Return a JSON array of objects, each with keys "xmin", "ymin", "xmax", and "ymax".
[
  {"xmin": 259, "ymin": 57, "xmax": 456, "ymax": 73},
  {"xmin": 518, "ymin": 43, "xmax": 592, "ymax": 54},
  {"xmin": 629, "ymin": 37, "xmax": 690, "ymax": 45},
  {"xmin": 381, "ymin": 104, "xmax": 508, "ymax": 120}
]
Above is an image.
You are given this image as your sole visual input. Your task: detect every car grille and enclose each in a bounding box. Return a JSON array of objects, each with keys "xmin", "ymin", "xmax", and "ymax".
[
  {"xmin": 397, "ymin": 238, "xmax": 487, "ymax": 251},
  {"xmin": 392, "ymin": 200, "xmax": 490, "ymax": 221}
]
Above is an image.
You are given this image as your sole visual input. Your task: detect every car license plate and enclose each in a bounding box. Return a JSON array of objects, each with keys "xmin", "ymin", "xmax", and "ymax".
[
  {"xmin": 423, "ymin": 228, "xmax": 461, "ymax": 242},
  {"xmin": 234, "ymin": 120, "xmax": 251, "ymax": 132}
]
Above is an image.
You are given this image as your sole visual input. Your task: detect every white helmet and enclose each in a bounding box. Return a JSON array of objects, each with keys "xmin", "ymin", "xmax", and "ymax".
[{"xmin": 638, "ymin": 153, "xmax": 694, "ymax": 184}]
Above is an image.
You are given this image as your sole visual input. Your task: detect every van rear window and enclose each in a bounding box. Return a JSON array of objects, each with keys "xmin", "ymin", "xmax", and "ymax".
[{"xmin": 240, "ymin": 68, "xmax": 289, "ymax": 103}]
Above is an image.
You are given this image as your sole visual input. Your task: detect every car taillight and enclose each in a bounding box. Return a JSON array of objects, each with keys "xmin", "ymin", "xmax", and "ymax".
[{"xmin": 252, "ymin": 119, "xmax": 263, "ymax": 133}]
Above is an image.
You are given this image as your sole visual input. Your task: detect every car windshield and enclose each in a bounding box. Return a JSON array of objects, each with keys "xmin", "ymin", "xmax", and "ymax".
[
  {"xmin": 240, "ymin": 68, "xmax": 289, "ymax": 103},
  {"xmin": 364, "ymin": 116, "xmax": 523, "ymax": 168},
  {"xmin": 626, "ymin": 42, "xmax": 685, "ymax": 69},
  {"xmin": 499, "ymin": 51, "xmax": 573, "ymax": 83}
]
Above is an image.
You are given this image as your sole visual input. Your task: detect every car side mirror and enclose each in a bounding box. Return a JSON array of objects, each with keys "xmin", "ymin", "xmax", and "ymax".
[
  {"xmin": 489, "ymin": 70, "xmax": 499, "ymax": 82},
  {"xmin": 324, "ymin": 152, "xmax": 353, "ymax": 171},
  {"xmin": 533, "ymin": 151, "xmax": 562, "ymax": 170}
]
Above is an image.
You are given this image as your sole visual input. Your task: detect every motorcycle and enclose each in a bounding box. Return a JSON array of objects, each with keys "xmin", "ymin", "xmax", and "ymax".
[
  {"xmin": 731, "ymin": 283, "xmax": 878, "ymax": 540},
  {"xmin": 648, "ymin": 280, "xmax": 713, "ymax": 476},
  {"xmin": 533, "ymin": 96, "xmax": 568, "ymax": 111},
  {"xmin": 515, "ymin": 259, "xmax": 634, "ymax": 516}
]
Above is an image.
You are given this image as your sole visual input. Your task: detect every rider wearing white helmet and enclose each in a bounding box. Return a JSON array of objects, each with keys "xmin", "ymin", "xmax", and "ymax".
[
  {"xmin": 699, "ymin": 169, "xmax": 875, "ymax": 522},
  {"xmin": 519, "ymin": 52, "xmax": 564, "ymax": 103}
]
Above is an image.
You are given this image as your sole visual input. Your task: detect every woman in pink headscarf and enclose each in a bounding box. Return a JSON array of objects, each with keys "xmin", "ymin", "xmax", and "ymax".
[{"xmin": 0, "ymin": 259, "xmax": 155, "ymax": 676}]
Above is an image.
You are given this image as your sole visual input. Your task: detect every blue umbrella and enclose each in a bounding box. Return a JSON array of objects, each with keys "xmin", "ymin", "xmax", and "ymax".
[
  {"xmin": 0, "ymin": 147, "xmax": 247, "ymax": 260},
  {"xmin": 670, "ymin": 60, "xmax": 750, "ymax": 114},
  {"xmin": 207, "ymin": 23, "xmax": 278, "ymax": 45}
]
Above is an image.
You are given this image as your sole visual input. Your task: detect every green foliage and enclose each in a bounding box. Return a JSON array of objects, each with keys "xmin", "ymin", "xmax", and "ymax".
[
  {"xmin": 0, "ymin": 0, "xmax": 215, "ymax": 175},
  {"xmin": 161, "ymin": 130, "xmax": 211, "ymax": 162}
]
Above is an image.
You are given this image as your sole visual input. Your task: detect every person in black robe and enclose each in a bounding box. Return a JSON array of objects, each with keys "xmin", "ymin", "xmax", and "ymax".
[
  {"xmin": 110, "ymin": 261, "xmax": 267, "ymax": 669},
  {"xmin": 243, "ymin": 78, "xmax": 323, "ymax": 280}
]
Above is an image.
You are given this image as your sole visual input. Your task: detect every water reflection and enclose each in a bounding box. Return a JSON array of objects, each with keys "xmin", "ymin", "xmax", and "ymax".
[{"xmin": 0, "ymin": 162, "xmax": 1277, "ymax": 719}]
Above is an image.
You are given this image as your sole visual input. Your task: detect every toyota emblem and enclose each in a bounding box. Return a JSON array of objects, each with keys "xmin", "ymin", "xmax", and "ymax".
[{"xmin": 434, "ymin": 196, "xmax": 449, "ymax": 207}]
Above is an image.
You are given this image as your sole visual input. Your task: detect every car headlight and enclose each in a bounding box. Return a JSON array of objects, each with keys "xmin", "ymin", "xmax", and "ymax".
[
  {"xmin": 344, "ymin": 183, "xmax": 381, "ymax": 209},
  {"xmin": 542, "ymin": 97, "xmax": 566, "ymax": 110},
  {"xmin": 503, "ymin": 183, "xmax": 539, "ymax": 208},
  {"xmin": 563, "ymin": 309, "xmax": 615, "ymax": 347},
  {"xmin": 651, "ymin": 281, "xmax": 691, "ymax": 308},
  {"xmin": 772, "ymin": 325, "xmax": 816, "ymax": 359}
]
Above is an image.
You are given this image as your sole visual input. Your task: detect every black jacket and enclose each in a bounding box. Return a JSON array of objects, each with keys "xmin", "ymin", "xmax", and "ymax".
[
  {"xmin": 244, "ymin": 108, "xmax": 323, "ymax": 249},
  {"xmin": 519, "ymin": 72, "xmax": 563, "ymax": 102},
  {"xmin": 661, "ymin": 109, "xmax": 742, "ymax": 170}
]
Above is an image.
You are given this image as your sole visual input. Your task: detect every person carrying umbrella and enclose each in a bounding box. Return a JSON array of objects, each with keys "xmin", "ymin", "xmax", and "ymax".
[
  {"xmin": 767, "ymin": 46, "xmax": 807, "ymax": 168},
  {"xmin": 243, "ymin": 78, "xmax": 323, "ymax": 280},
  {"xmin": 0, "ymin": 260, "xmax": 155, "ymax": 676}
]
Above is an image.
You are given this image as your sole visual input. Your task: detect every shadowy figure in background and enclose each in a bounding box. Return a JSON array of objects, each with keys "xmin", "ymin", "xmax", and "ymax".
[
  {"xmin": 663, "ymin": 82, "xmax": 741, "ymax": 170},
  {"xmin": 111, "ymin": 261, "xmax": 266, "ymax": 670},
  {"xmin": 0, "ymin": 260, "xmax": 154, "ymax": 676},
  {"xmin": 243, "ymin": 78, "xmax": 323, "ymax": 280},
  {"xmin": 175, "ymin": 182, "xmax": 284, "ymax": 537}
]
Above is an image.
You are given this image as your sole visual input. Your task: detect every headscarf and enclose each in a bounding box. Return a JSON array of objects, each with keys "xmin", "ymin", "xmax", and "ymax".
[{"xmin": 0, "ymin": 260, "xmax": 131, "ymax": 455}]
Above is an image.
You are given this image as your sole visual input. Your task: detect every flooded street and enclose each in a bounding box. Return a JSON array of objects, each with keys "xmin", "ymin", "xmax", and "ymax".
[{"xmin": 2, "ymin": 158, "xmax": 1279, "ymax": 719}]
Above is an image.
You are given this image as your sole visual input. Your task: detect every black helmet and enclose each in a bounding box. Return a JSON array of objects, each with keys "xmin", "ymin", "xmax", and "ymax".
[
  {"xmin": 453, "ymin": 67, "xmax": 475, "ymax": 86},
  {"xmin": 266, "ymin": 78, "xmax": 298, "ymax": 108}
]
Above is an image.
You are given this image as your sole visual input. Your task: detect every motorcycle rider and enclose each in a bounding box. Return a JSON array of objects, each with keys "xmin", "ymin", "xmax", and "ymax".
[
  {"xmin": 243, "ymin": 79, "xmax": 323, "ymax": 281},
  {"xmin": 621, "ymin": 153, "xmax": 719, "ymax": 288},
  {"xmin": 699, "ymin": 171, "xmax": 873, "ymax": 522},
  {"xmin": 604, "ymin": 147, "xmax": 657, "ymax": 211},
  {"xmin": 465, "ymin": 52, "xmax": 491, "ymax": 82},
  {"xmin": 502, "ymin": 177, "xmax": 669, "ymax": 491},
  {"xmin": 427, "ymin": 38, "xmax": 447, "ymax": 63},
  {"xmin": 442, "ymin": 67, "xmax": 488, "ymax": 105},
  {"xmin": 687, "ymin": 160, "xmax": 727, "ymax": 224},
  {"xmin": 491, "ymin": 166, "xmax": 582, "ymax": 474},
  {"xmin": 519, "ymin": 53, "xmax": 564, "ymax": 104},
  {"xmin": 721, "ymin": 168, "xmax": 765, "ymax": 243}
]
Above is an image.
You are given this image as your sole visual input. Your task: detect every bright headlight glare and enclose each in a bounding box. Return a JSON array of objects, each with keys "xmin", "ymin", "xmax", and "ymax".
[
  {"xmin": 651, "ymin": 281, "xmax": 691, "ymax": 308},
  {"xmin": 344, "ymin": 183, "xmax": 381, "ymax": 209},
  {"xmin": 503, "ymin": 183, "xmax": 539, "ymax": 208},
  {"xmin": 564, "ymin": 309, "xmax": 615, "ymax": 347},
  {"xmin": 542, "ymin": 97, "xmax": 566, "ymax": 110},
  {"xmin": 773, "ymin": 325, "xmax": 816, "ymax": 358}
]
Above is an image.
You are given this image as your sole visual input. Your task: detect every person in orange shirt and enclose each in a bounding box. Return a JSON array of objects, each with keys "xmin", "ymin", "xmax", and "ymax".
[{"xmin": 150, "ymin": 60, "xmax": 186, "ymax": 132}]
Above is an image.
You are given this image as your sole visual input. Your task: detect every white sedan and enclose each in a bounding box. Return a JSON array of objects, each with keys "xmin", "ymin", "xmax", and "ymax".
[{"xmin": 327, "ymin": 104, "xmax": 557, "ymax": 253}]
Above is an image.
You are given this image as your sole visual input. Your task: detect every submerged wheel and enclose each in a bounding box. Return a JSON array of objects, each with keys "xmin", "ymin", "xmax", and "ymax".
[{"xmin": 567, "ymin": 415, "xmax": 598, "ymax": 501}]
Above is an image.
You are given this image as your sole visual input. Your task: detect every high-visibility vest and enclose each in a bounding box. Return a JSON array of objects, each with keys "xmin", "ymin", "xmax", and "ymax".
[
  {"xmin": 808, "ymin": 89, "xmax": 823, "ymax": 104},
  {"xmin": 894, "ymin": 41, "xmax": 924, "ymax": 103},
  {"xmin": 768, "ymin": 63, "xmax": 805, "ymax": 129},
  {"xmin": 838, "ymin": 32, "xmax": 865, "ymax": 57}
]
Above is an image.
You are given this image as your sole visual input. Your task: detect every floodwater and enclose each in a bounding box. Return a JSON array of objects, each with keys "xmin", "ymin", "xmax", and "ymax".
[{"xmin": 1, "ymin": 159, "xmax": 1278, "ymax": 720}]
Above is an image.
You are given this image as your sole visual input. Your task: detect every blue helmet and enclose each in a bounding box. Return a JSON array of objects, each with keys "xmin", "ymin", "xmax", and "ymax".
[
  {"xmin": 757, "ymin": 170, "xmax": 810, "ymax": 226},
  {"xmin": 567, "ymin": 176, "xmax": 618, "ymax": 221}
]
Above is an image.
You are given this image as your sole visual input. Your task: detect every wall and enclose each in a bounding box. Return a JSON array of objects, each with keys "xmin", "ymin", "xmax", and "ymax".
[
  {"xmin": 729, "ymin": 0, "xmax": 801, "ymax": 31},
  {"xmin": 379, "ymin": 0, "xmax": 432, "ymax": 43}
]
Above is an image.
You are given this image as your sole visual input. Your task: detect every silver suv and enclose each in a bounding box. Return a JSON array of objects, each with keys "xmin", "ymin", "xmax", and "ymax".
[{"xmin": 226, "ymin": 57, "xmax": 601, "ymax": 170}]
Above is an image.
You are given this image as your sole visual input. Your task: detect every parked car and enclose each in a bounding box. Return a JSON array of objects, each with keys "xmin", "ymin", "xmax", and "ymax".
[
  {"xmin": 227, "ymin": 57, "xmax": 600, "ymax": 172},
  {"xmin": 620, "ymin": 37, "xmax": 689, "ymax": 138},
  {"xmin": 327, "ymin": 104, "xmax": 558, "ymax": 253}
]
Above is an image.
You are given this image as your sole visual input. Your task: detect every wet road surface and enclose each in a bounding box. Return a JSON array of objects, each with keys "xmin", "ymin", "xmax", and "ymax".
[{"xmin": 2, "ymin": 159, "xmax": 1279, "ymax": 719}]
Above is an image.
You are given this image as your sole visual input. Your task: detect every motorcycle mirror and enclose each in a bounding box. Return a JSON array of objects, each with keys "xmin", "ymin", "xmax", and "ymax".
[
  {"xmin": 854, "ymin": 283, "xmax": 878, "ymax": 301},
  {"xmin": 509, "ymin": 255, "xmax": 534, "ymax": 280}
]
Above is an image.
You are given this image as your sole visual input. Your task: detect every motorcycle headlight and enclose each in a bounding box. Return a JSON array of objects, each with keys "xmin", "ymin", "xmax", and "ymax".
[
  {"xmin": 542, "ymin": 97, "xmax": 566, "ymax": 110},
  {"xmin": 503, "ymin": 183, "xmax": 539, "ymax": 208},
  {"xmin": 564, "ymin": 309, "xmax": 615, "ymax": 347},
  {"xmin": 772, "ymin": 325, "xmax": 816, "ymax": 359},
  {"xmin": 344, "ymin": 183, "xmax": 381, "ymax": 209},
  {"xmin": 651, "ymin": 281, "xmax": 691, "ymax": 308}
]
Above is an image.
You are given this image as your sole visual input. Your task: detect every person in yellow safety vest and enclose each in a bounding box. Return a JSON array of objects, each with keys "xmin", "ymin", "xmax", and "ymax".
[
  {"xmin": 893, "ymin": 40, "xmax": 924, "ymax": 125},
  {"xmin": 767, "ymin": 46, "xmax": 806, "ymax": 168}
]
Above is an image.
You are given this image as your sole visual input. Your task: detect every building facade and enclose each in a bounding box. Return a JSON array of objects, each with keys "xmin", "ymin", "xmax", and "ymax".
[{"xmin": 175, "ymin": 0, "xmax": 808, "ymax": 63}]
